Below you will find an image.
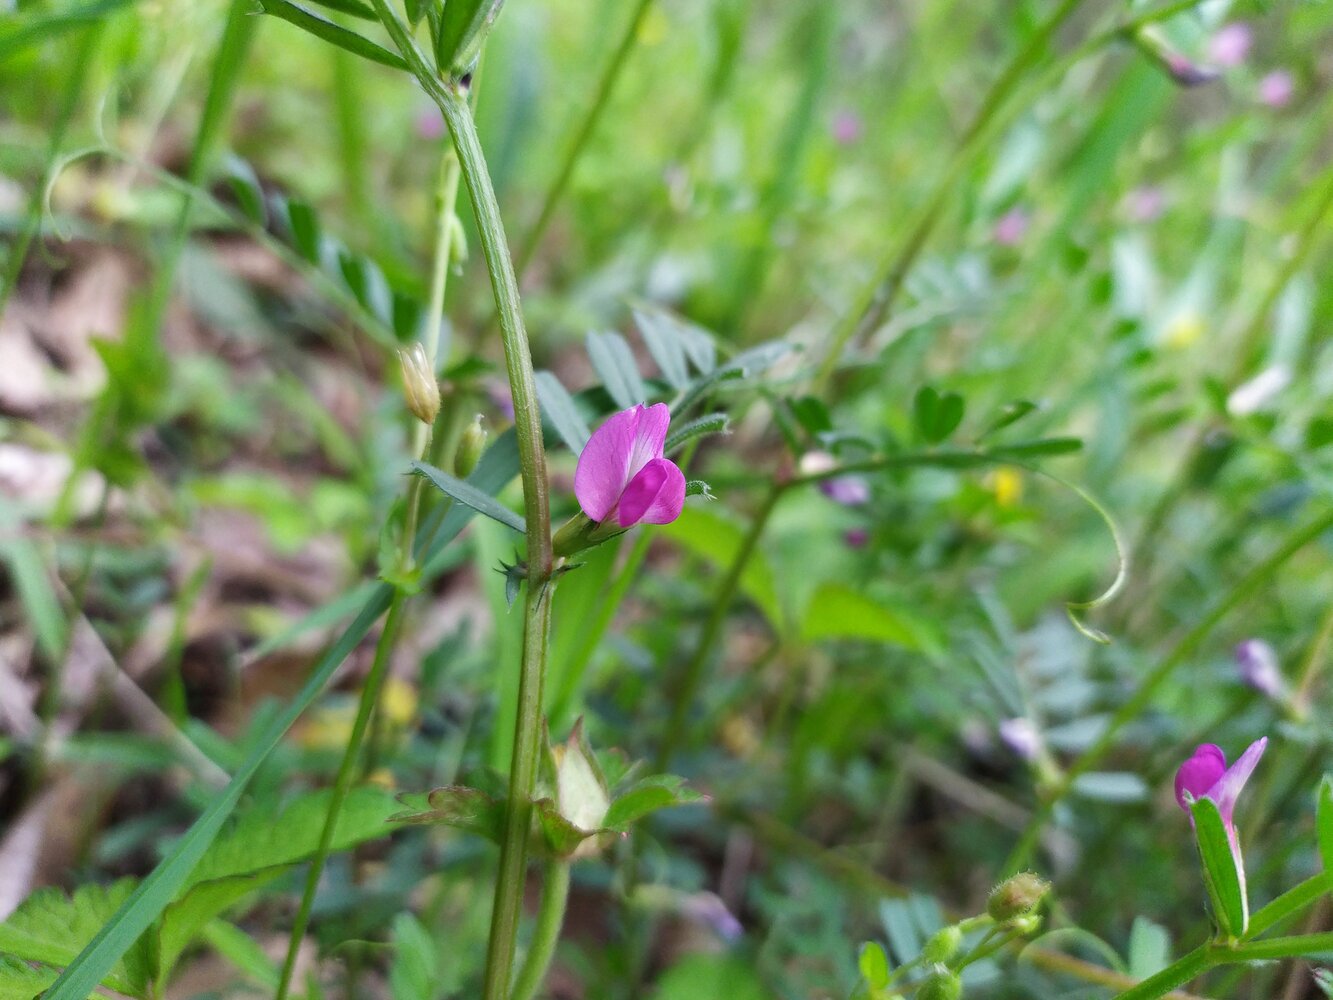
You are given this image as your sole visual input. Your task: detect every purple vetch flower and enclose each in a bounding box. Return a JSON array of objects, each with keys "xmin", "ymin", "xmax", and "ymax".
[
  {"xmin": 800, "ymin": 452, "xmax": 869, "ymax": 506},
  {"xmin": 1208, "ymin": 22, "xmax": 1252, "ymax": 68},
  {"xmin": 1235, "ymin": 640, "xmax": 1285, "ymax": 700},
  {"xmin": 1127, "ymin": 185, "xmax": 1167, "ymax": 223},
  {"xmin": 993, "ymin": 207, "xmax": 1029, "ymax": 247},
  {"xmin": 1258, "ymin": 70, "xmax": 1294, "ymax": 108},
  {"xmin": 681, "ymin": 891, "xmax": 744, "ymax": 942},
  {"xmin": 832, "ymin": 110, "xmax": 863, "ymax": 145},
  {"xmin": 575, "ymin": 403, "xmax": 686, "ymax": 527},
  {"xmin": 843, "ymin": 527, "xmax": 869, "ymax": 548},
  {"xmin": 415, "ymin": 106, "xmax": 446, "ymax": 140},
  {"xmin": 1165, "ymin": 52, "xmax": 1220, "ymax": 87},
  {"xmin": 820, "ymin": 476, "xmax": 870, "ymax": 506},
  {"xmin": 999, "ymin": 718, "xmax": 1041, "ymax": 762},
  {"xmin": 1174, "ymin": 738, "xmax": 1267, "ymax": 913}
]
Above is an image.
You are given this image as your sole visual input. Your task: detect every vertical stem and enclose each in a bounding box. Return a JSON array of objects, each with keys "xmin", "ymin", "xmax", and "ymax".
[
  {"xmin": 510, "ymin": 859, "xmax": 572, "ymax": 1000},
  {"xmin": 367, "ymin": 10, "xmax": 556, "ymax": 992},
  {"xmin": 514, "ymin": 0, "xmax": 657, "ymax": 278},
  {"xmin": 655, "ymin": 482, "xmax": 783, "ymax": 771}
]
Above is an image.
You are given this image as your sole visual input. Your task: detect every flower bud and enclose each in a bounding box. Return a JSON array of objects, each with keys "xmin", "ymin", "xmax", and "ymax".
[
  {"xmin": 455, "ymin": 414, "xmax": 487, "ymax": 478},
  {"xmin": 399, "ymin": 344, "xmax": 440, "ymax": 425},
  {"xmin": 551, "ymin": 721, "xmax": 610, "ymax": 859},
  {"xmin": 921, "ymin": 925, "xmax": 963, "ymax": 965},
  {"xmin": 987, "ymin": 872, "xmax": 1050, "ymax": 923},
  {"xmin": 916, "ymin": 969, "xmax": 962, "ymax": 1000},
  {"xmin": 448, "ymin": 213, "xmax": 469, "ymax": 268}
]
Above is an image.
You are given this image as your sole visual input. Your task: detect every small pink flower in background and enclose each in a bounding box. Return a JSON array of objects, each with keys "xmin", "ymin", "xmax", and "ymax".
[
  {"xmin": 993, "ymin": 207, "xmax": 1029, "ymax": 247},
  {"xmin": 832, "ymin": 110, "xmax": 863, "ymax": 145},
  {"xmin": 999, "ymin": 718, "xmax": 1041, "ymax": 762},
  {"xmin": 820, "ymin": 476, "xmax": 870, "ymax": 506},
  {"xmin": 1258, "ymin": 70, "xmax": 1294, "ymax": 108},
  {"xmin": 575, "ymin": 403, "xmax": 685, "ymax": 527},
  {"xmin": 1127, "ymin": 186, "xmax": 1167, "ymax": 223},
  {"xmin": 1236, "ymin": 640, "xmax": 1285, "ymax": 700},
  {"xmin": 843, "ymin": 527, "xmax": 869, "ymax": 549},
  {"xmin": 1165, "ymin": 53, "xmax": 1220, "ymax": 87},
  {"xmin": 415, "ymin": 106, "xmax": 446, "ymax": 140},
  {"xmin": 1208, "ymin": 22, "xmax": 1252, "ymax": 68}
]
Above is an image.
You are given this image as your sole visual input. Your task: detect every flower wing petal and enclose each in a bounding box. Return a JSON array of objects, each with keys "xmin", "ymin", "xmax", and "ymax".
[
  {"xmin": 575, "ymin": 406, "xmax": 642, "ymax": 522},
  {"xmin": 616, "ymin": 457, "xmax": 686, "ymax": 527},
  {"xmin": 1175, "ymin": 743, "xmax": 1227, "ymax": 811}
]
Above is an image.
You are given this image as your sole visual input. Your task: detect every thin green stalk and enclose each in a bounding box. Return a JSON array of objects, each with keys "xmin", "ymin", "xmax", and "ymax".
[
  {"xmin": 655, "ymin": 481, "xmax": 783, "ymax": 771},
  {"xmin": 1224, "ymin": 932, "xmax": 1333, "ymax": 962},
  {"xmin": 1292, "ymin": 601, "xmax": 1333, "ymax": 718},
  {"xmin": 274, "ymin": 592, "xmax": 406, "ymax": 1000},
  {"xmin": 365, "ymin": 9, "xmax": 555, "ymax": 995},
  {"xmin": 514, "ymin": 0, "xmax": 656, "ymax": 277},
  {"xmin": 1004, "ymin": 507, "xmax": 1333, "ymax": 873},
  {"xmin": 510, "ymin": 859, "xmax": 572, "ymax": 1000},
  {"xmin": 1111, "ymin": 945, "xmax": 1210, "ymax": 1000},
  {"xmin": 332, "ymin": 46, "xmax": 373, "ymax": 237},
  {"xmin": 814, "ymin": 0, "xmax": 1085, "ymax": 384},
  {"xmin": 1248, "ymin": 872, "xmax": 1333, "ymax": 938}
]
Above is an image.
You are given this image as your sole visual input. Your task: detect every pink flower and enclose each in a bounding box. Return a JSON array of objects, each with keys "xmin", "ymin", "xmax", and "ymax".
[
  {"xmin": 1175, "ymin": 738, "xmax": 1267, "ymax": 926},
  {"xmin": 415, "ymin": 106, "xmax": 446, "ymax": 140},
  {"xmin": 993, "ymin": 207, "xmax": 1029, "ymax": 247},
  {"xmin": 843, "ymin": 527, "xmax": 869, "ymax": 548},
  {"xmin": 1208, "ymin": 22, "xmax": 1252, "ymax": 68},
  {"xmin": 999, "ymin": 718, "xmax": 1041, "ymax": 762},
  {"xmin": 1236, "ymin": 640, "xmax": 1285, "ymax": 700},
  {"xmin": 1258, "ymin": 70, "xmax": 1294, "ymax": 108},
  {"xmin": 1174, "ymin": 739, "xmax": 1266, "ymax": 830},
  {"xmin": 1127, "ymin": 186, "xmax": 1166, "ymax": 222},
  {"xmin": 574, "ymin": 403, "xmax": 685, "ymax": 527},
  {"xmin": 820, "ymin": 476, "xmax": 870, "ymax": 506},
  {"xmin": 832, "ymin": 110, "xmax": 863, "ymax": 145}
]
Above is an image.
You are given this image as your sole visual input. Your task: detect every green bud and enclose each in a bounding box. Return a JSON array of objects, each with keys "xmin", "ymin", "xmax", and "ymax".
[
  {"xmin": 455, "ymin": 414, "xmax": 487, "ymax": 478},
  {"xmin": 399, "ymin": 344, "xmax": 440, "ymax": 425},
  {"xmin": 915, "ymin": 969, "xmax": 962, "ymax": 1000},
  {"xmin": 987, "ymin": 872, "xmax": 1050, "ymax": 923},
  {"xmin": 448, "ymin": 213, "xmax": 468, "ymax": 268},
  {"xmin": 921, "ymin": 925, "xmax": 963, "ymax": 965},
  {"xmin": 1008, "ymin": 913, "xmax": 1042, "ymax": 936},
  {"xmin": 552, "ymin": 719, "xmax": 610, "ymax": 858}
]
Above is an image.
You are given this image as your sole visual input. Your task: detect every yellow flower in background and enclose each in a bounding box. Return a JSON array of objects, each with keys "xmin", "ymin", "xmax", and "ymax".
[
  {"xmin": 381, "ymin": 677, "xmax": 419, "ymax": 728},
  {"xmin": 988, "ymin": 467, "xmax": 1024, "ymax": 508},
  {"xmin": 1162, "ymin": 310, "xmax": 1204, "ymax": 350},
  {"xmin": 298, "ymin": 678, "xmax": 418, "ymax": 751}
]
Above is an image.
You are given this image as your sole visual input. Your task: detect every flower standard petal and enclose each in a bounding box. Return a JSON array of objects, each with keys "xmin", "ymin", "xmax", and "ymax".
[
  {"xmin": 625, "ymin": 402, "xmax": 671, "ymax": 480},
  {"xmin": 1175, "ymin": 744, "xmax": 1227, "ymax": 812},
  {"xmin": 616, "ymin": 457, "xmax": 686, "ymax": 527},
  {"xmin": 575, "ymin": 406, "xmax": 643, "ymax": 522},
  {"xmin": 1206, "ymin": 737, "xmax": 1267, "ymax": 828}
]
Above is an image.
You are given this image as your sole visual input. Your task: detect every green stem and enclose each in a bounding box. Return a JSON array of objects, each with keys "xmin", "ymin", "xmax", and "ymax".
[
  {"xmin": 1004, "ymin": 507, "xmax": 1333, "ymax": 873},
  {"xmin": 1111, "ymin": 946, "xmax": 1210, "ymax": 1000},
  {"xmin": 655, "ymin": 481, "xmax": 783, "ymax": 771},
  {"xmin": 1248, "ymin": 872, "xmax": 1333, "ymax": 938},
  {"xmin": 274, "ymin": 591, "xmax": 407, "ymax": 1000},
  {"xmin": 514, "ymin": 0, "xmax": 657, "ymax": 278},
  {"xmin": 1223, "ymin": 932, "xmax": 1333, "ymax": 962},
  {"xmin": 365, "ymin": 10, "xmax": 555, "ymax": 996},
  {"xmin": 510, "ymin": 860, "xmax": 573, "ymax": 1000}
]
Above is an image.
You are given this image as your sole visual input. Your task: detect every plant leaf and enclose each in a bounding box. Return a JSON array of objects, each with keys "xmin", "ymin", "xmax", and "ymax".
[
  {"xmin": 436, "ymin": 0, "xmax": 502, "ymax": 72},
  {"xmin": 665, "ymin": 412, "xmax": 728, "ymax": 455},
  {"xmin": 1318, "ymin": 775, "xmax": 1333, "ymax": 872},
  {"xmin": 306, "ymin": 0, "xmax": 375, "ymax": 17},
  {"xmin": 586, "ymin": 330, "xmax": 646, "ymax": 410},
  {"xmin": 0, "ymin": 881, "xmax": 152, "ymax": 996},
  {"xmin": 535, "ymin": 371, "xmax": 591, "ymax": 453},
  {"xmin": 1189, "ymin": 795, "xmax": 1247, "ymax": 938},
  {"xmin": 603, "ymin": 776, "xmax": 702, "ymax": 832},
  {"xmin": 411, "ymin": 461, "xmax": 525, "ymax": 534},
  {"xmin": 800, "ymin": 583, "xmax": 938, "ymax": 653},
  {"xmin": 256, "ymin": 0, "xmax": 409, "ymax": 70},
  {"xmin": 913, "ymin": 386, "xmax": 966, "ymax": 444},
  {"xmin": 391, "ymin": 786, "xmax": 506, "ymax": 843},
  {"xmin": 858, "ymin": 941, "xmax": 891, "ymax": 989}
]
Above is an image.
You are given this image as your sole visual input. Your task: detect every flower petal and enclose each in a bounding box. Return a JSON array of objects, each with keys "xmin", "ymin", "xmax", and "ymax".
[
  {"xmin": 616, "ymin": 457, "xmax": 686, "ymax": 527},
  {"xmin": 625, "ymin": 402, "xmax": 671, "ymax": 480},
  {"xmin": 1175, "ymin": 744, "xmax": 1226, "ymax": 812},
  {"xmin": 1207, "ymin": 737, "xmax": 1267, "ymax": 828},
  {"xmin": 575, "ymin": 406, "xmax": 643, "ymax": 522}
]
